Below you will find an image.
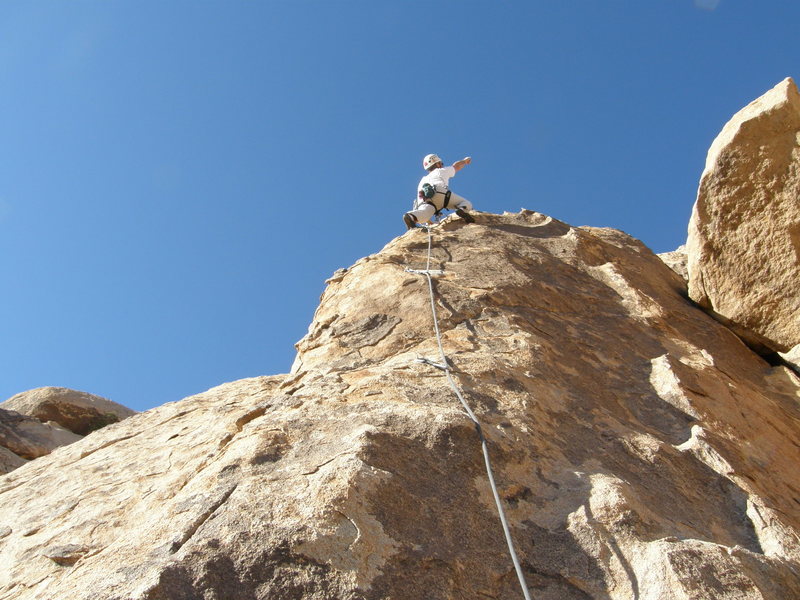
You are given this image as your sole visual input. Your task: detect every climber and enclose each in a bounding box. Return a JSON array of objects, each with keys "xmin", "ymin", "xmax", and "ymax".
[{"xmin": 403, "ymin": 153, "xmax": 475, "ymax": 230}]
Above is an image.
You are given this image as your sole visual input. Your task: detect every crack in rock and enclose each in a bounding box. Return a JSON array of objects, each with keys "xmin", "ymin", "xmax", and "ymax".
[{"xmin": 169, "ymin": 483, "xmax": 238, "ymax": 554}]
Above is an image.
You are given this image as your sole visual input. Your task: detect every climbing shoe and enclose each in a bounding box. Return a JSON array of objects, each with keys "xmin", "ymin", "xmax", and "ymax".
[
  {"xmin": 456, "ymin": 209, "xmax": 475, "ymax": 224},
  {"xmin": 403, "ymin": 213, "xmax": 417, "ymax": 230}
]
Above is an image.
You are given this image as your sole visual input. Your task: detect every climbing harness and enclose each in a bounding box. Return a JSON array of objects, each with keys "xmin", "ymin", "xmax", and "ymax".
[
  {"xmin": 407, "ymin": 224, "xmax": 533, "ymax": 600},
  {"xmin": 417, "ymin": 187, "xmax": 452, "ymax": 221}
]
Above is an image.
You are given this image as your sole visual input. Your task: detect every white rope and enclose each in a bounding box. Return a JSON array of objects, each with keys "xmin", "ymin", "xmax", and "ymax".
[{"xmin": 412, "ymin": 224, "xmax": 532, "ymax": 600}]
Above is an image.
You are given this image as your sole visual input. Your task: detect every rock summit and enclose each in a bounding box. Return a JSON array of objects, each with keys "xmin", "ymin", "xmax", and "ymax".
[
  {"xmin": 1, "ymin": 79, "xmax": 800, "ymax": 600},
  {"xmin": 0, "ymin": 209, "xmax": 798, "ymax": 599}
]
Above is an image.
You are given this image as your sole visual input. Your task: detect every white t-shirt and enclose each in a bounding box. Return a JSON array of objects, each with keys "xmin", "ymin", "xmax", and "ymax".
[{"xmin": 418, "ymin": 166, "xmax": 456, "ymax": 194}]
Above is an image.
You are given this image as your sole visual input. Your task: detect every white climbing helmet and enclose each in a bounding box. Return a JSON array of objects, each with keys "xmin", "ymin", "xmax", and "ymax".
[{"xmin": 423, "ymin": 153, "xmax": 443, "ymax": 170}]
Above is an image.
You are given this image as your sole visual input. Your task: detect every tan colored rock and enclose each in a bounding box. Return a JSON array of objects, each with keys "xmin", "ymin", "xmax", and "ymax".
[
  {"xmin": 779, "ymin": 343, "xmax": 800, "ymax": 374},
  {"xmin": 0, "ymin": 385, "xmax": 131, "ymax": 476},
  {"xmin": 0, "ymin": 446, "xmax": 26, "ymax": 475},
  {"xmin": 687, "ymin": 77, "xmax": 800, "ymax": 353},
  {"xmin": 0, "ymin": 211, "xmax": 798, "ymax": 599},
  {"xmin": 0, "ymin": 408, "xmax": 82, "ymax": 465},
  {"xmin": 1, "ymin": 387, "xmax": 135, "ymax": 436},
  {"xmin": 658, "ymin": 244, "xmax": 688, "ymax": 281}
]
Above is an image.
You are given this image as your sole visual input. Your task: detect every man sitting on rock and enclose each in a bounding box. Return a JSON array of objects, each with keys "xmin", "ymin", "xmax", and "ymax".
[{"xmin": 403, "ymin": 153, "xmax": 475, "ymax": 230}]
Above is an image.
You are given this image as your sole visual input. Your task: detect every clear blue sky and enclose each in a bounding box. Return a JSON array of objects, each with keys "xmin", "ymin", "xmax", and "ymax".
[{"xmin": 1, "ymin": 1, "xmax": 797, "ymax": 412}]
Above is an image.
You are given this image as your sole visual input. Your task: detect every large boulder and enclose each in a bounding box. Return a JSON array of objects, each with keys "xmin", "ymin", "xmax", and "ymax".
[
  {"xmin": 1, "ymin": 387, "xmax": 135, "ymax": 436},
  {"xmin": 686, "ymin": 77, "xmax": 800, "ymax": 354},
  {"xmin": 0, "ymin": 408, "xmax": 81, "ymax": 471},
  {"xmin": 0, "ymin": 388, "xmax": 135, "ymax": 475},
  {"xmin": 0, "ymin": 446, "xmax": 27, "ymax": 474},
  {"xmin": 0, "ymin": 211, "xmax": 798, "ymax": 600}
]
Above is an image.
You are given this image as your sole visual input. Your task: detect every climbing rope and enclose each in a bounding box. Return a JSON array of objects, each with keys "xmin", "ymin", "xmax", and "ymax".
[{"xmin": 407, "ymin": 224, "xmax": 533, "ymax": 600}]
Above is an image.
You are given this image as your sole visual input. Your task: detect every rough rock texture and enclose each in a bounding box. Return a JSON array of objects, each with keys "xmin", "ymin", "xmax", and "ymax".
[
  {"xmin": 1, "ymin": 387, "xmax": 135, "ymax": 436},
  {"xmin": 658, "ymin": 244, "xmax": 688, "ymax": 281},
  {"xmin": 0, "ymin": 446, "xmax": 27, "ymax": 474},
  {"xmin": 0, "ymin": 387, "xmax": 134, "ymax": 475},
  {"xmin": 0, "ymin": 408, "xmax": 82, "ymax": 467},
  {"xmin": 0, "ymin": 211, "xmax": 799, "ymax": 600},
  {"xmin": 780, "ymin": 344, "xmax": 800, "ymax": 375},
  {"xmin": 686, "ymin": 77, "xmax": 800, "ymax": 354}
]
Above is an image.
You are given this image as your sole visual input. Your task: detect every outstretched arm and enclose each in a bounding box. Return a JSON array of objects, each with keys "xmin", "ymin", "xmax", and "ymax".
[{"xmin": 452, "ymin": 156, "xmax": 472, "ymax": 172}]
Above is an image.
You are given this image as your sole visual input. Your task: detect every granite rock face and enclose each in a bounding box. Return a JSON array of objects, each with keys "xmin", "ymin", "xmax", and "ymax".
[
  {"xmin": 686, "ymin": 77, "xmax": 800, "ymax": 354},
  {"xmin": 0, "ymin": 388, "xmax": 135, "ymax": 475},
  {"xmin": 1, "ymin": 210, "xmax": 798, "ymax": 600},
  {"xmin": 1, "ymin": 387, "xmax": 136, "ymax": 436},
  {"xmin": 658, "ymin": 244, "xmax": 688, "ymax": 281},
  {"xmin": 0, "ymin": 408, "xmax": 82, "ymax": 474},
  {"xmin": 0, "ymin": 446, "xmax": 27, "ymax": 474}
]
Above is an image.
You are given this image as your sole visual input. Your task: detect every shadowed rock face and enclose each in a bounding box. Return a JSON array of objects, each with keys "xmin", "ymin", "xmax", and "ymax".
[
  {"xmin": 0, "ymin": 210, "xmax": 798, "ymax": 600},
  {"xmin": 687, "ymin": 77, "xmax": 800, "ymax": 354},
  {"xmin": 0, "ymin": 408, "xmax": 82, "ymax": 471},
  {"xmin": 0, "ymin": 388, "xmax": 136, "ymax": 475},
  {"xmin": 2, "ymin": 387, "xmax": 136, "ymax": 436}
]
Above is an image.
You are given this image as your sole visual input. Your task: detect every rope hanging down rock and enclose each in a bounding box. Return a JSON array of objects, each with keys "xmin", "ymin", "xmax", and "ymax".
[{"xmin": 406, "ymin": 223, "xmax": 533, "ymax": 600}]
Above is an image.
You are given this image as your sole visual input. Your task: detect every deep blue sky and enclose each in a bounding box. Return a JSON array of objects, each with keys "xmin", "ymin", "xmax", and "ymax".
[{"xmin": 2, "ymin": 1, "xmax": 797, "ymax": 412}]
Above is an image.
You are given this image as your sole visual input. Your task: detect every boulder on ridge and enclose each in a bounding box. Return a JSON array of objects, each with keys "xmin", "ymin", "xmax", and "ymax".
[
  {"xmin": 0, "ymin": 408, "xmax": 81, "ymax": 473},
  {"xmin": 1, "ymin": 387, "xmax": 135, "ymax": 436},
  {"xmin": 686, "ymin": 77, "xmax": 800, "ymax": 353}
]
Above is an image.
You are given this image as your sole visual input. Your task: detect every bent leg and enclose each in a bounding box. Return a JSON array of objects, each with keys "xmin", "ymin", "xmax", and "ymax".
[
  {"xmin": 409, "ymin": 202, "xmax": 436, "ymax": 224},
  {"xmin": 448, "ymin": 191, "xmax": 475, "ymax": 223},
  {"xmin": 449, "ymin": 192, "xmax": 472, "ymax": 211}
]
